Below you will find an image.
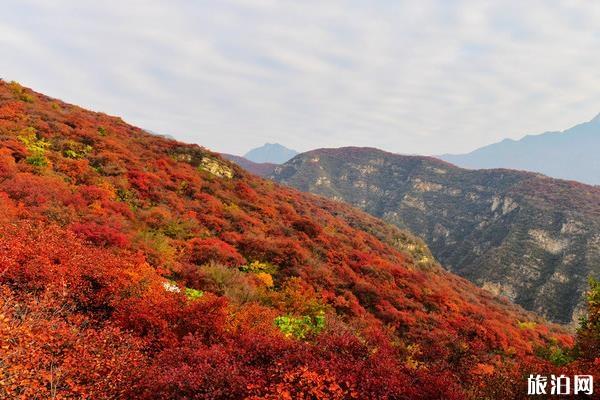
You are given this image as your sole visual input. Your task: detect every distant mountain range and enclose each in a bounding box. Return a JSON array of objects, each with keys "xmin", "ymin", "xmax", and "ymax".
[
  {"xmin": 271, "ymin": 147, "xmax": 600, "ymax": 324},
  {"xmin": 441, "ymin": 114, "xmax": 600, "ymax": 185},
  {"xmin": 244, "ymin": 143, "xmax": 298, "ymax": 164}
]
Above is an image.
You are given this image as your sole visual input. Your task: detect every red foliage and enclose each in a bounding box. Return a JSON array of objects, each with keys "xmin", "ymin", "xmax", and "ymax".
[
  {"xmin": 238, "ymin": 236, "xmax": 310, "ymax": 271},
  {"xmin": 135, "ymin": 339, "xmax": 251, "ymax": 399},
  {"xmin": 291, "ymin": 216, "xmax": 322, "ymax": 238},
  {"xmin": 185, "ymin": 237, "xmax": 246, "ymax": 266},
  {"xmin": 0, "ymin": 288, "xmax": 147, "ymax": 399},
  {"xmin": 235, "ymin": 181, "xmax": 258, "ymax": 201},
  {"xmin": 72, "ymin": 221, "xmax": 130, "ymax": 247},
  {"xmin": 0, "ymin": 148, "xmax": 17, "ymax": 178},
  {"xmin": 0, "ymin": 80, "xmax": 592, "ymax": 399}
]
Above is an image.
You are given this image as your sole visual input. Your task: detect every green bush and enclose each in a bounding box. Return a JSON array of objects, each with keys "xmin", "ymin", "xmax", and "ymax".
[
  {"xmin": 62, "ymin": 140, "xmax": 92, "ymax": 159},
  {"xmin": 274, "ymin": 311, "xmax": 325, "ymax": 340},
  {"xmin": 25, "ymin": 154, "xmax": 48, "ymax": 167},
  {"xmin": 185, "ymin": 287, "xmax": 204, "ymax": 301},
  {"xmin": 535, "ymin": 339, "xmax": 574, "ymax": 366}
]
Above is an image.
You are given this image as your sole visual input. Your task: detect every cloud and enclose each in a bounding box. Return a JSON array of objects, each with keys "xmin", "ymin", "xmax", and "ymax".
[{"xmin": 1, "ymin": 0, "xmax": 600, "ymax": 155}]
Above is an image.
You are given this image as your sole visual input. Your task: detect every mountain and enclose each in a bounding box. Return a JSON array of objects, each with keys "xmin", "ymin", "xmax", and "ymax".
[
  {"xmin": 221, "ymin": 153, "xmax": 277, "ymax": 176},
  {"xmin": 271, "ymin": 147, "xmax": 600, "ymax": 325},
  {"xmin": 244, "ymin": 142, "xmax": 298, "ymax": 164},
  {"xmin": 1, "ymin": 81, "xmax": 596, "ymax": 399},
  {"xmin": 440, "ymin": 114, "xmax": 600, "ymax": 185}
]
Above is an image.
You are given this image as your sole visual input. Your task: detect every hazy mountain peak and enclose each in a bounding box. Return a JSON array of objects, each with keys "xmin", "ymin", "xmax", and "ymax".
[
  {"xmin": 440, "ymin": 114, "xmax": 600, "ymax": 185},
  {"xmin": 243, "ymin": 143, "xmax": 298, "ymax": 164}
]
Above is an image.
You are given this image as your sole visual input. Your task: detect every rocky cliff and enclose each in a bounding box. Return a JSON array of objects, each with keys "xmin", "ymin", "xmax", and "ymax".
[{"xmin": 272, "ymin": 147, "xmax": 600, "ymax": 324}]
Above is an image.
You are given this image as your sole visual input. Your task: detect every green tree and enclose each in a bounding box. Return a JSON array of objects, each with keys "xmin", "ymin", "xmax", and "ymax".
[{"xmin": 576, "ymin": 277, "xmax": 600, "ymax": 359}]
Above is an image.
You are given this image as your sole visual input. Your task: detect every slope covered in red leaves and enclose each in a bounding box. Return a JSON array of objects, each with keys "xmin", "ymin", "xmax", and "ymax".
[{"xmin": 0, "ymin": 81, "xmax": 596, "ymax": 399}]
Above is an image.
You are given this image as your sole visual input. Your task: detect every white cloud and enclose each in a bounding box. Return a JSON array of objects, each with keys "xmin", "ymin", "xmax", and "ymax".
[{"xmin": 1, "ymin": 0, "xmax": 600, "ymax": 155}]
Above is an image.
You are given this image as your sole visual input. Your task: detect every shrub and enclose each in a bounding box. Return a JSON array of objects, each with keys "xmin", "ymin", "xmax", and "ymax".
[
  {"xmin": 254, "ymin": 272, "xmax": 274, "ymax": 288},
  {"xmin": 240, "ymin": 260, "xmax": 278, "ymax": 274},
  {"xmin": 162, "ymin": 217, "xmax": 198, "ymax": 240},
  {"xmin": 18, "ymin": 128, "xmax": 49, "ymax": 167},
  {"xmin": 71, "ymin": 221, "xmax": 129, "ymax": 247},
  {"xmin": 291, "ymin": 217, "xmax": 322, "ymax": 238},
  {"xmin": 9, "ymin": 81, "xmax": 34, "ymax": 103},
  {"xmin": 185, "ymin": 237, "xmax": 245, "ymax": 267},
  {"xmin": 274, "ymin": 312, "xmax": 325, "ymax": 340},
  {"xmin": 62, "ymin": 140, "xmax": 93, "ymax": 159},
  {"xmin": 134, "ymin": 230, "xmax": 175, "ymax": 267},
  {"xmin": 575, "ymin": 277, "xmax": 600, "ymax": 359},
  {"xmin": 0, "ymin": 150, "xmax": 17, "ymax": 178},
  {"xmin": 535, "ymin": 341, "xmax": 574, "ymax": 366},
  {"xmin": 195, "ymin": 263, "xmax": 259, "ymax": 304},
  {"xmin": 185, "ymin": 287, "xmax": 204, "ymax": 301}
]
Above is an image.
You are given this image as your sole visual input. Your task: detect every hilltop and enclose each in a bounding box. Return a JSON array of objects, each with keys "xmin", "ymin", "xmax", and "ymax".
[{"xmin": 244, "ymin": 142, "xmax": 298, "ymax": 164}]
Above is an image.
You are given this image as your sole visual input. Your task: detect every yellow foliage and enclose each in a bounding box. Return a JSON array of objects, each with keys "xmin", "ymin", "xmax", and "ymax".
[
  {"xmin": 242, "ymin": 260, "xmax": 278, "ymax": 274},
  {"xmin": 404, "ymin": 343, "xmax": 425, "ymax": 370},
  {"xmin": 517, "ymin": 321, "xmax": 537, "ymax": 330},
  {"xmin": 9, "ymin": 81, "xmax": 34, "ymax": 103},
  {"xmin": 255, "ymin": 272, "xmax": 274, "ymax": 288}
]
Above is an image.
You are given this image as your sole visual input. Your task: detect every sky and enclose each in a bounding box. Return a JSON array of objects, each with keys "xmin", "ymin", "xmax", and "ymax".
[{"xmin": 2, "ymin": 0, "xmax": 600, "ymax": 156}]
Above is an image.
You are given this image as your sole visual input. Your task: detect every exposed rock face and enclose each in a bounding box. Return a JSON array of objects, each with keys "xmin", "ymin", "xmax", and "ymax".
[
  {"xmin": 170, "ymin": 146, "xmax": 235, "ymax": 178},
  {"xmin": 271, "ymin": 147, "xmax": 600, "ymax": 324},
  {"xmin": 198, "ymin": 156, "xmax": 234, "ymax": 178}
]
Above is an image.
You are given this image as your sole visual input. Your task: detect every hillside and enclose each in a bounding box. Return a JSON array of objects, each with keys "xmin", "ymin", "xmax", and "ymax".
[
  {"xmin": 0, "ymin": 82, "xmax": 596, "ymax": 399},
  {"xmin": 221, "ymin": 153, "xmax": 276, "ymax": 176},
  {"xmin": 441, "ymin": 114, "xmax": 600, "ymax": 185},
  {"xmin": 244, "ymin": 142, "xmax": 298, "ymax": 164},
  {"xmin": 271, "ymin": 147, "xmax": 600, "ymax": 325}
]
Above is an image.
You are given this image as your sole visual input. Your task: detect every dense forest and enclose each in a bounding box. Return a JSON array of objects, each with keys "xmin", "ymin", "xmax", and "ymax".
[{"xmin": 0, "ymin": 81, "xmax": 598, "ymax": 399}]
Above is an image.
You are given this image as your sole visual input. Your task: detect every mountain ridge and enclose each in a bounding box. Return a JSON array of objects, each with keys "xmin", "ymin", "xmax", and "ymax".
[
  {"xmin": 271, "ymin": 146, "xmax": 600, "ymax": 324},
  {"xmin": 440, "ymin": 115, "xmax": 600, "ymax": 185}
]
